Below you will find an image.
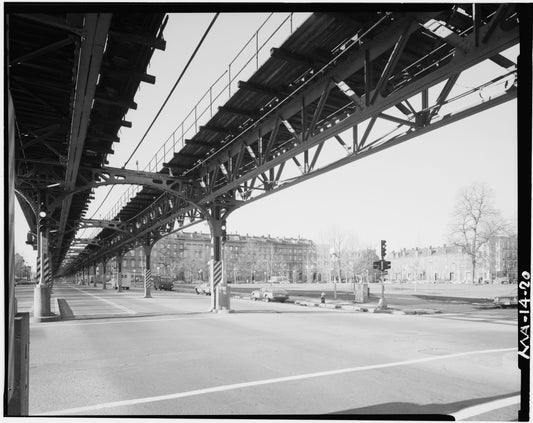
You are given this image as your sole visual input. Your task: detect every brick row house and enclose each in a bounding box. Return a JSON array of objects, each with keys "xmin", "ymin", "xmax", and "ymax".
[{"xmin": 104, "ymin": 231, "xmax": 317, "ymax": 284}]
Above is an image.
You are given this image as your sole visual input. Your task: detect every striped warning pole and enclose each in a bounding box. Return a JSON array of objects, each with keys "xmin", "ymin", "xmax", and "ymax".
[
  {"xmin": 143, "ymin": 244, "xmax": 153, "ymax": 298},
  {"xmin": 145, "ymin": 268, "xmax": 152, "ymax": 295},
  {"xmin": 210, "ymin": 259, "xmax": 223, "ymax": 310},
  {"xmin": 42, "ymin": 255, "xmax": 50, "ymax": 287},
  {"xmin": 36, "ymin": 255, "xmax": 41, "ymax": 285},
  {"xmin": 213, "ymin": 260, "xmax": 223, "ymax": 287}
]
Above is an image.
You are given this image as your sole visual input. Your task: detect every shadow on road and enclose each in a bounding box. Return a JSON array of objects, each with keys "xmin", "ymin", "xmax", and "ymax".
[
  {"xmin": 330, "ymin": 391, "xmax": 520, "ymax": 420},
  {"xmin": 58, "ymin": 311, "xmax": 210, "ymax": 321}
]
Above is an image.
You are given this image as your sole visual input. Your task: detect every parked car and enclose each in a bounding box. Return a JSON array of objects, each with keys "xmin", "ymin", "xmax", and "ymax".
[
  {"xmin": 195, "ymin": 283, "xmax": 211, "ymax": 296},
  {"xmin": 268, "ymin": 276, "xmax": 289, "ymax": 284},
  {"xmin": 493, "ymin": 295, "xmax": 517, "ymax": 308},
  {"xmin": 250, "ymin": 287, "xmax": 289, "ymax": 302},
  {"xmin": 153, "ymin": 276, "xmax": 174, "ymax": 291}
]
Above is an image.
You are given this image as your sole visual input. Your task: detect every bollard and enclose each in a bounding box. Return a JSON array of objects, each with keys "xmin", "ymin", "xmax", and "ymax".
[{"xmin": 33, "ymin": 284, "xmax": 51, "ymax": 318}]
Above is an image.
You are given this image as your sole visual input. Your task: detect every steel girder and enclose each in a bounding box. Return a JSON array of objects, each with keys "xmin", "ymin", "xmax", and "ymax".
[
  {"xmin": 48, "ymin": 165, "xmax": 197, "ymax": 211},
  {"xmin": 65, "ymin": 6, "xmax": 519, "ymax": 274},
  {"xmin": 55, "ymin": 14, "xmax": 112, "ymax": 269},
  {"xmin": 193, "ymin": 8, "xmax": 518, "ymax": 203},
  {"xmin": 64, "ymin": 194, "xmax": 207, "ymax": 270}
]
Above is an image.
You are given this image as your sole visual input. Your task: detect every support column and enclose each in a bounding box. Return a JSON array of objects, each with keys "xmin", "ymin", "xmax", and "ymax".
[
  {"xmin": 143, "ymin": 243, "xmax": 153, "ymax": 298},
  {"xmin": 208, "ymin": 207, "xmax": 231, "ymax": 313},
  {"xmin": 102, "ymin": 259, "xmax": 107, "ymax": 289},
  {"xmin": 93, "ymin": 264, "xmax": 97, "ymax": 287},
  {"xmin": 33, "ymin": 220, "xmax": 52, "ymax": 320},
  {"xmin": 116, "ymin": 253, "xmax": 124, "ymax": 293}
]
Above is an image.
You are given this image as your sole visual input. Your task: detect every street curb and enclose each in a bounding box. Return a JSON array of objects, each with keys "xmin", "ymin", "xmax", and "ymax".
[
  {"xmin": 31, "ymin": 314, "xmax": 61, "ymax": 323},
  {"xmin": 399, "ymin": 309, "xmax": 443, "ymax": 315},
  {"xmin": 372, "ymin": 308, "xmax": 393, "ymax": 313},
  {"xmin": 57, "ymin": 298, "xmax": 75, "ymax": 320},
  {"xmin": 240, "ymin": 293, "xmax": 442, "ymax": 315},
  {"xmin": 318, "ymin": 303, "xmax": 341, "ymax": 309}
]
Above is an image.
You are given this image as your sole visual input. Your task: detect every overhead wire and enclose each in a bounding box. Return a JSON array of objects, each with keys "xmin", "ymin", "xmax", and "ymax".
[
  {"xmin": 87, "ymin": 13, "xmax": 220, "ymax": 223},
  {"xmin": 122, "ymin": 12, "xmax": 220, "ymax": 168}
]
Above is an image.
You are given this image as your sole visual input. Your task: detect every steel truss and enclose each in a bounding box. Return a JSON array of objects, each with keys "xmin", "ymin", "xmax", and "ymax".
[{"xmin": 65, "ymin": 6, "xmax": 519, "ymax": 273}]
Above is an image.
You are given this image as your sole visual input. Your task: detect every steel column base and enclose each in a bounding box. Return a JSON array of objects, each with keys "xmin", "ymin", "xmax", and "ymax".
[{"xmin": 33, "ymin": 284, "xmax": 51, "ymax": 318}]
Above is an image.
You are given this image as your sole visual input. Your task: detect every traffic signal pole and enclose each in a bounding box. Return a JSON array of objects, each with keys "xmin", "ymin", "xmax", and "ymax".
[{"xmin": 377, "ymin": 240, "xmax": 388, "ymax": 310}]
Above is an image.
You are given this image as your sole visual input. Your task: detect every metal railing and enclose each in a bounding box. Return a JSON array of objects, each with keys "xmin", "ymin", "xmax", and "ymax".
[{"xmin": 83, "ymin": 12, "xmax": 304, "ymax": 240}]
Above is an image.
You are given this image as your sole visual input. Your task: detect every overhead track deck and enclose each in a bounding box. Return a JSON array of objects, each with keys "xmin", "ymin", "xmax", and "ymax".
[
  {"xmin": 9, "ymin": 9, "xmax": 168, "ymax": 273},
  {"xmin": 56, "ymin": 5, "xmax": 519, "ymax": 274}
]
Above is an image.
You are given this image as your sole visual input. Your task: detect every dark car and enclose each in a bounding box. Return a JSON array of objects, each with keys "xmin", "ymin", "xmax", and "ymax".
[
  {"xmin": 493, "ymin": 295, "xmax": 517, "ymax": 308},
  {"xmin": 250, "ymin": 287, "xmax": 289, "ymax": 302},
  {"xmin": 153, "ymin": 276, "xmax": 173, "ymax": 291}
]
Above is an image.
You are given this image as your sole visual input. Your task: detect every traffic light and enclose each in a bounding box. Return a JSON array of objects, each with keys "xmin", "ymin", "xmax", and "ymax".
[
  {"xmin": 383, "ymin": 260, "xmax": 391, "ymax": 270},
  {"xmin": 373, "ymin": 261, "xmax": 380, "ymax": 270},
  {"xmin": 381, "ymin": 240, "xmax": 387, "ymax": 259},
  {"xmin": 221, "ymin": 222, "xmax": 227, "ymax": 243}
]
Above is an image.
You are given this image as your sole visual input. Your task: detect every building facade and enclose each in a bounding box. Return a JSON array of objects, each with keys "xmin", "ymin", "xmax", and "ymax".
[
  {"xmin": 389, "ymin": 245, "xmax": 474, "ymax": 283},
  {"xmin": 105, "ymin": 231, "xmax": 317, "ymax": 283},
  {"xmin": 389, "ymin": 236, "xmax": 517, "ymax": 283},
  {"xmin": 488, "ymin": 235, "xmax": 518, "ymax": 282}
]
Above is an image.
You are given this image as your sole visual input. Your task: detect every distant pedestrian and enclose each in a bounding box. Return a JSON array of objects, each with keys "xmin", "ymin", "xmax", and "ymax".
[{"xmin": 320, "ymin": 292, "xmax": 326, "ymax": 304}]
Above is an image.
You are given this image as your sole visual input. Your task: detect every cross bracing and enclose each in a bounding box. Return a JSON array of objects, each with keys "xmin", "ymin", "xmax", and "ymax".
[{"xmin": 55, "ymin": 6, "xmax": 519, "ymax": 274}]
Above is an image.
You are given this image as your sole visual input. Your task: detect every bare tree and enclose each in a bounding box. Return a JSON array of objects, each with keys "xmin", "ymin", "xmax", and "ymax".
[
  {"xmin": 320, "ymin": 226, "xmax": 360, "ymax": 281},
  {"xmin": 449, "ymin": 183, "xmax": 509, "ymax": 283}
]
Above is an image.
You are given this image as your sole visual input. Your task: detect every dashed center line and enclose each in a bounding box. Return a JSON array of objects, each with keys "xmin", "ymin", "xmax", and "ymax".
[{"xmin": 71, "ymin": 287, "xmax": 137, "ymax": 315}]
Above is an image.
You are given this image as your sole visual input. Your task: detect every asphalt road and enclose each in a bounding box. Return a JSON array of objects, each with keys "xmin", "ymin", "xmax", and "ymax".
[{"xmin": 17, "ymin": 283, "xmax": 521, "ymax": 419}]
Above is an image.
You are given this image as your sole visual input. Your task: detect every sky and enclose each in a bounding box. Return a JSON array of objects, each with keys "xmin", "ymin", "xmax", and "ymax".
[{"xmin": 13, "ymin": 11, "xmax": 519, "ymax": 267}]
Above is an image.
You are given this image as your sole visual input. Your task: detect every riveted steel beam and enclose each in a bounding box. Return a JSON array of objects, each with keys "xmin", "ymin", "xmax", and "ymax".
[
  {"xmin": 195, "ymin": 11, "xmax": 518, "ymax": 204},
  {"xmin": 108, "ymin": 29, "xmax": 166, "ymax": 50},
  {"xmin": 196, "ymin": 12, "xmax": 436, "ymax": 179},
  {"xmin": 10, "ymin": 36, "xmax": 76, "ymax": 66},
  {"xmin": 55, "ymin": 13, "xmax": 112, "ymax": 269},
  {"xmin": 78, "ymin": 219, "xmax": 130, "ymax": 233},
  {"xmin": 67, "ymin": 7, "xmax": 519, "ymax": 273},
  {"xmin": 49, "ymin": 166, "xmax": 198, "ymax": 212}
]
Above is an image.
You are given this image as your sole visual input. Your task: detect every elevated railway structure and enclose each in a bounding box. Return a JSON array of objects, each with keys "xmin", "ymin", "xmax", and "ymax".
[
  {"xmin": 10, "ymin": 6, "xmax": 520, "ymax": 314},
  {"xmin": 8, "ymin": 10, "xmax": 168, "ymax": 319}
]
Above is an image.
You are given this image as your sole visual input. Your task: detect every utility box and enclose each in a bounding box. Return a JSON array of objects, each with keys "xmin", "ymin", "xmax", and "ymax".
[
  {"xmin": 354, "ymin": 283, "xmax": 369, "ymax": 303},
  {"xmin": 8, "ymin": 312, "xmax": 29, "ymax": 416},
  {"xmin": 216, "ymin": 285, "xmax": 231, "ymax": 311}
]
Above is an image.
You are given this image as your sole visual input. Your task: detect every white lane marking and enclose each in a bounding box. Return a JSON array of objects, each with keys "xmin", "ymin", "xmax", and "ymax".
[
  {"xmin": 31, "ymin": 314, "xmax": 224, "ymax": 327},
  {"xmin": 70, "ymin": 287, "xmax": 137, "ymax": 315},
  {"xmin": 39, "ymin": 347, "xmax": 515, "ymax": 416},
  {"xmin": 451, "ymin": 394, "xmax": 521, "ymax": 420}
]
